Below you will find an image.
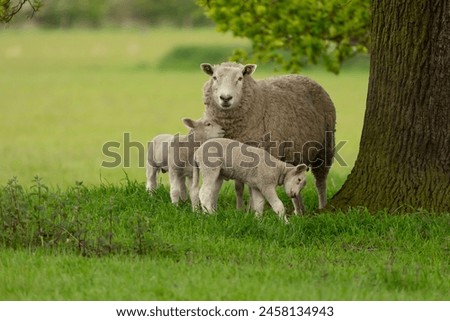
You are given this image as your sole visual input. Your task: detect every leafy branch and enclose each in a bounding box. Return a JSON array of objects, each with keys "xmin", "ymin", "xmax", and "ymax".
[
  {"xmin": 198, "ymin": 0, "xmax": 370, "ymax": 74},
  {"xmin": 0, "ymin": 0, "xmax": 42, "ymax": 23}
]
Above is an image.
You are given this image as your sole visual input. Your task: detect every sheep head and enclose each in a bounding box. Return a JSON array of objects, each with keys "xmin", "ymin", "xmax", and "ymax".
[
  {"xmin": 182, "ymin": 117, "xmax": 225, "ymax": 142},
  {"xmin": 201, "ymin": 62, "xmax": 257, "ymax": 110},
  {"xmin": 283, "ymin": 164, "xmax": 308, "ymax": 198}
]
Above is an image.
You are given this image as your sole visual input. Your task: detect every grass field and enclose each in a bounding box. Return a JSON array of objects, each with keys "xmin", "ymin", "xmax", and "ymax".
[
  {"xmin": 0, "ymin": 28, "xmax": 367, "ymax": 187},
  {"xmin": 1, "ymin": 179, "xmax": 448, "ymax": 300},
  {"xmin": 1, "ymin": 28, "xmax": 448, "ymax": 301}
]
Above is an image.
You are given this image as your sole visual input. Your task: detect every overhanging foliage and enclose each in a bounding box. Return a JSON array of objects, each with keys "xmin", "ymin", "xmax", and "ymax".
[{"xmin": 198, "ymin": 0, "xmax": 370, "ymax": 73}]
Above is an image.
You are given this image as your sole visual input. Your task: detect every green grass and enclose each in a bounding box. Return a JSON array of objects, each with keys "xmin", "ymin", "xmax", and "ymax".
[
  {"xmin": 0, "ymin": 28, "xmax": 367, "ymax": 187},
  {"xmin": 0, "ymin": 178, "xmax": 448, "ymax": 300}
]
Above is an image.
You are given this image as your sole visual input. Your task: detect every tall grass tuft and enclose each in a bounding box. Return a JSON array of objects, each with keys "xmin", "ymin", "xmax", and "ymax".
[{"xmin": 1, "ymin": 177, "xmax": 156, "ymax": 256}]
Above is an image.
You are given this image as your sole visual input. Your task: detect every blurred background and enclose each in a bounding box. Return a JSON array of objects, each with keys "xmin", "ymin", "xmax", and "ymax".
[
  {"xmin": 0, "ymin": 0, "xmax": 368, "ymax": 188},
  {"xmin": 5, "ymin": 0, "xmax": 213, "ymax": 28}
]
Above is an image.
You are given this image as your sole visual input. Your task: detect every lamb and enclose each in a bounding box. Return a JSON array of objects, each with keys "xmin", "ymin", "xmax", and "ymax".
[
  {"xmin": 192, "ymin": 138, "xmax": 308, "ymax": 223},
  {"xmin": 201, "ymin": 62, "xmax": 336, "ymax": 209},
  {"xmin": 146, "ymin": 118, "xmax": 224, "ymax": 206}
]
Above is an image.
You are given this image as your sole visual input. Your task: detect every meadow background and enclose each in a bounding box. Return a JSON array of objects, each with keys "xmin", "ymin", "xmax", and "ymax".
[
  {"xmin": 0, "ymin": 1, "xmax": 448, "ymax": 301},
  {"xmin": 0, "ymin": 28, "xmax": 367, "ymax": 188}
]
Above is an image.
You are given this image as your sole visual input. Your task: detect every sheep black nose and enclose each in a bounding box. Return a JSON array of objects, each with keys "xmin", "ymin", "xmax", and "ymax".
[{"xmin": 220, "ymin": 95, "xmax": 232, "ymax": 102}]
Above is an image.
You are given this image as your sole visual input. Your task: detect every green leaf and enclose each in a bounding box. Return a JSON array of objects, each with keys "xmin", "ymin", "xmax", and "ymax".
[{"xmin": 198, "ymin": 0, "xmax": 370, "ymax": 73}]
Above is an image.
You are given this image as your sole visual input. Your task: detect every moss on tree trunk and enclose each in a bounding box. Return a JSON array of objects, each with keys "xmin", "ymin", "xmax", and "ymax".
[{"xmin": 331, "ymin": 0, "xmax": 450, "ymax": 212}]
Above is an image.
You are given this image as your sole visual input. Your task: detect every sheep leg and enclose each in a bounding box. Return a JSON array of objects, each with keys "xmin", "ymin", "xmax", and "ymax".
[
  {"xmin": 312, "ymin": 166, "xmax": 328, "ymax": 209},
  {"xmin": 316, "ymin": 177, "xmax": 327, "ymax": 209},
  {"xmin": 292, "ymin": 193, "xmax": 305, "ymax": 215},
  {"xmin": 190, "ymin": 165, "xmax": 200, "ymax": 210},
  {"xmin": 183, "ymin": 176, "xmax": 192, "ymax": 203},
  {"xmin": 260, "ymin": 187, "xmax": 288, "ymax": 223},
  {"xmin": 189, "ymin": 184, "xmax": 200, "ymax": 211},
  {"xmin": 169, "ymin": 170, "xmax": 183, "ymax": 205},
  {"xmin": 234, "ymin": 180, "xmax": 245, "ymax": 210},
  {"xmin": 247, "ymin": 188, "xmax": 253, "ymax": 212},
  {"xmin": 250, "ymin": 187, "xmax": 265, "ymax": 218},
  {"xmin": 211, "ymin": 176, "xmax": 224, "ymax": 210},
  {"xmin": 199, "ymin": 169, "xmax": 223, "ymax": 213},
  {"xmin": 180, "ymin": 176, "xmax": 188, "ymax": 202},
  {"xmin": 146, "ymin": 163, "xmax": 158, "ymax": 193}
]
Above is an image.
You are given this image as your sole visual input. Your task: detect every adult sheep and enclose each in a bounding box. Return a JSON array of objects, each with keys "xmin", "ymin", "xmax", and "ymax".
[{"xmin": 201, "ymin": 62, "xmax": 336, "ymax": 209}]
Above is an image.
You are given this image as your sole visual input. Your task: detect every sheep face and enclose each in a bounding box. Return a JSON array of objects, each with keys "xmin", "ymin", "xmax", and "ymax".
[
  {"xmin": 201, "ymin": 62, "xmax": 257, "ymax": 110},
  {"xmin": 182, "ymin": 118, "xmax": 225, "ymax": 141},
  {"xmin": 283, "ymin": 164, "xmax": 308, "ymax": 198}
]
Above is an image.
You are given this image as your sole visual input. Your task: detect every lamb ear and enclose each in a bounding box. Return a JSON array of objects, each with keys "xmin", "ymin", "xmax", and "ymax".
[
  {"xmin": 200, "ymin": 63, "xmax": 214, "ymax": 76},
  {"xmin": 182, "ymin": 118, "xmax": 197, "ymax": 129},
  {"xmin": 295, "ymin": 164, "xmax": 308, "ymax": 173},
  {"xmin": 242, "ymin": 64, "xmax": 257, "ymax": 76}
]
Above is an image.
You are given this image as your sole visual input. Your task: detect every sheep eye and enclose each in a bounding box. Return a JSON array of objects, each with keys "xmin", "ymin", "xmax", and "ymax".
[
  {"xmin": 238, "ymin": 77, "xmax": 243, "ymax": 81},
  {"xmin": 297, "ymin": 178, "xmax": 302, "ymax": 183},
  {"xmin": 212, "ymin": 76, "xmax": 217, "ymax": 81},
  {"xmin": 206, "ymin": 123, "xmax": 211, "ymax": 126}
]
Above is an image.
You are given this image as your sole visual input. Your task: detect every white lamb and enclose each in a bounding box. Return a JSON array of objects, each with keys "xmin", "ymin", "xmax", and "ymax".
[
  {"xmin": 193, "ymin": 138, "xmax": 308, "ymax": 222},
  {"xmin": 146, "ymin": 118, "xmax": 224, "ymax": 205}
]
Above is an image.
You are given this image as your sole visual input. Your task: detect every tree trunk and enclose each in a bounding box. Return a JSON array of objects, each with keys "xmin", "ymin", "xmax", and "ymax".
[{"xmin": 331, "ymin": 0, "xmax": 450, "ymax": 212}]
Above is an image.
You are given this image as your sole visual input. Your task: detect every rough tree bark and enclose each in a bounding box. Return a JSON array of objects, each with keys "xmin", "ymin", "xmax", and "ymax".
[{"xmin": 331, "ymin": 0, "xmax": 450, "ymax": 212}]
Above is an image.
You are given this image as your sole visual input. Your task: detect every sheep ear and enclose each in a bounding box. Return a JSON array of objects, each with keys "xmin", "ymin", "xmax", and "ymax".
[
  {"xmin": 182, "ymin": 118, "xmax": 197, "ymax": 129},
  {"xmin": 295, "ymin": 164, "xmax": 308, "ymax": 173},
  {"xmin": 242, "ymin": 64, "xmax": 257, "ymax": 76},
  {"xmin": 201, "ymin": 63, "xmax": 214, "ymax": 76}
]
